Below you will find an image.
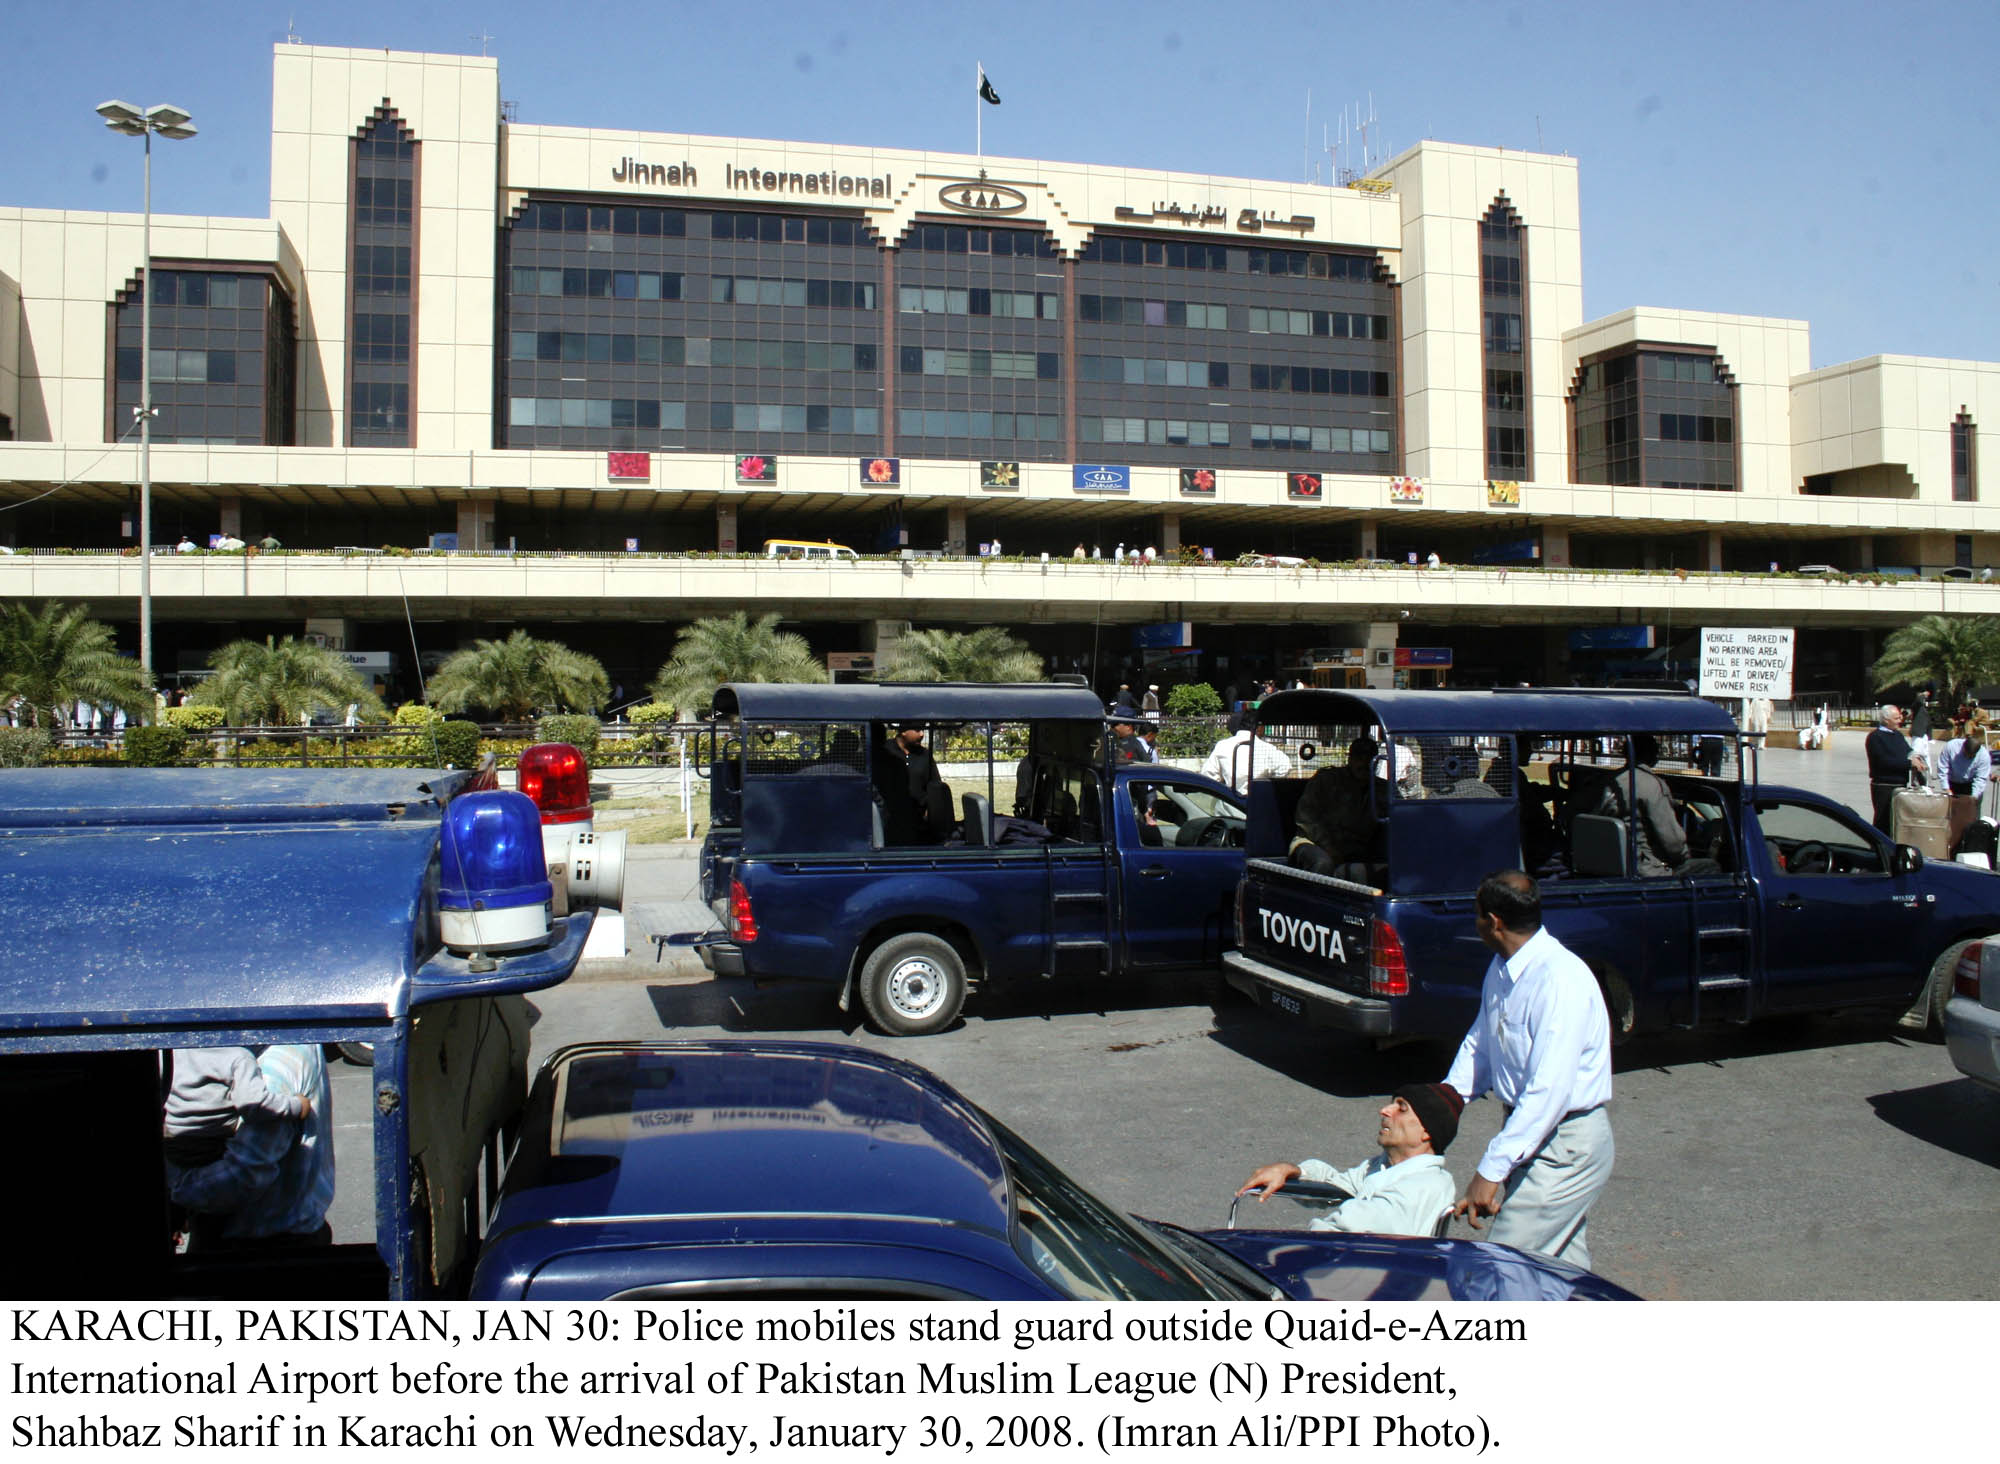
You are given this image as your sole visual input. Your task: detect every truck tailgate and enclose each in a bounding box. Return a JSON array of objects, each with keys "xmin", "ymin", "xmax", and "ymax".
[{"xmin": 1236, "ymin": 858, "xmax": 1375, "ymax": 998}]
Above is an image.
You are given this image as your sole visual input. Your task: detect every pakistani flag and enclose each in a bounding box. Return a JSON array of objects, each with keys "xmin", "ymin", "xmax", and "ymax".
[{"xmin": 979, "ymin": 69, "xmax": 1001, "ymax": 105}]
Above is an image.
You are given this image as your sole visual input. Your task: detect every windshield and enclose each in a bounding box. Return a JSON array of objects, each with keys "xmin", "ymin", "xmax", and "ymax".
[{"xmin": 984, "ymin": 1115, "xmax": 1243, "ymax": 1300}]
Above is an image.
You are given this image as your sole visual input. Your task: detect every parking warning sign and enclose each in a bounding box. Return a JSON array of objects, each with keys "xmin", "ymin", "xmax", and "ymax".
[{"xmin": 1699, "ymin": 627, "xmax": 1795, "ymax": 699}]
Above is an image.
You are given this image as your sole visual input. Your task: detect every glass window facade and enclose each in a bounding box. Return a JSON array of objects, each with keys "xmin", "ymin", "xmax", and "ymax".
[
  {"xmin": 1572, "ymin": 346, "xmax": 1736, "ymax": 490},
  {"xmin": 1952, "ymin": 411, "xmax": 1976, "ymax": 502},
  {"xmin": 109, "ymin": 268, "xmax": 295, "ymax": 445},
  {"xmin": 1074, "ymin": 233, "xmax": 1395, "ymax": 469},
  {"xmin": 349, "ymin": 110, "xmax": 417, "ymax": 447},
  {"xmin": 1479, "ymin": 201, "xmax": 1527, "ymax": 477},
  {"xmin": 499, "ymin": 200, "xmax": 885, "ymax": 451}
]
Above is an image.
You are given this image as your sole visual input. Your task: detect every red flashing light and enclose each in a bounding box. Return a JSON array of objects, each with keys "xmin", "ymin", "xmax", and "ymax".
[
  {"xmin": 517, "ymin": 742, "xmax": 591, "ymax": 825},
  {"xmin": 1369, "ymin": 917, "xmax": 1409, "ymax": 997},
  {"xmin": 729, "ymin": 878, "xmax": 758, "ymax": 943}
]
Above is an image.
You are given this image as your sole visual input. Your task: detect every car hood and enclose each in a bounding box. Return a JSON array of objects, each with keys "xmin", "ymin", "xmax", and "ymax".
[{"xmin": 1198, "ymin": 1228, "xmax": 1638, "ymax": 1301}]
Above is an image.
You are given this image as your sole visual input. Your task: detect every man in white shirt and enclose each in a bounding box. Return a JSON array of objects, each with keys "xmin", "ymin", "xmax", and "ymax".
[
  {"xmin": 1235, "ymin": 1083, "xmax": 1463, "ymax": 1236},
  {"xmin": 1201, "ymin": 727, "xmax": 1292, "ymax": 795},
  {"xmin": 1446, "ymin": 870, "xmax": 1614, "ymax": 1268}
]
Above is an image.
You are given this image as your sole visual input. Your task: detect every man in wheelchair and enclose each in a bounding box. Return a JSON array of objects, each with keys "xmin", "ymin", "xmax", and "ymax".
[{"xmin": 1234, "ymin": 1083, "xmax": 1463, "ymax": 1236}]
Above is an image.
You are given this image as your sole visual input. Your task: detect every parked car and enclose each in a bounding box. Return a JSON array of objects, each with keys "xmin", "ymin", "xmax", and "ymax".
[
  {"xmin": 1944, "ymin": 937, "xmax": 2000, "ymax": 1092},
  {"xmin": 1223, "ymin": 688, "xmax": 2000, "ymax": 1044},
  {"xmin": 682, "ymin": 683, "xmax": 1248, "ymax": 1035},
  {"xmin": 1238, "ymin": 551, "xmax": 1307, "ymax": 568},
  {"xmin": 469, "ymin": 1039, "xmax": 1636, "ymax": 1301}
]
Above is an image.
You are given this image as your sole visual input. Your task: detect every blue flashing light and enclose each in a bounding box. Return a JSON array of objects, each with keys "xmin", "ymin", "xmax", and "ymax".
[{"xmin": 440, "ymin": 790, "xmax": 553, "ymax": 914}]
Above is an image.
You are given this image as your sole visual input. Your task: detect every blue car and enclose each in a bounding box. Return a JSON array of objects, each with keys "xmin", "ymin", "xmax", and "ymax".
[{"xmin": 469, "ymin": 1040, "xmax": 1635, "ymax": 1302}]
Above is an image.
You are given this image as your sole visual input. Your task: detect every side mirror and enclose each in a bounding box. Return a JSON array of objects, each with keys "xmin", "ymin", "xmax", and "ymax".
[{"xmin": 1894, "ymin": 844, "xmax": 1925, "ymax": 875}]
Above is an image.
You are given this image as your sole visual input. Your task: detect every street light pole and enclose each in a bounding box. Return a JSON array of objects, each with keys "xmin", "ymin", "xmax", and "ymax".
[{"xmin": 96, "ymin": 100, "xmax": 196, "ymax": 682}]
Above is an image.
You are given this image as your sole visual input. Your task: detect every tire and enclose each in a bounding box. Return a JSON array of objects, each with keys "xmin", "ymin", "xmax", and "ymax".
[
  {"xmin": 1903, "ymin": 938, "xmax": 1977, "ymax": 1040},
  {"xmin": 858, "ymin": 932, "xmax": 968, "ymax": 1037},
  {"xmin": 334, "ymin": 1041, "xmax": 376, "ymax": 1067}
]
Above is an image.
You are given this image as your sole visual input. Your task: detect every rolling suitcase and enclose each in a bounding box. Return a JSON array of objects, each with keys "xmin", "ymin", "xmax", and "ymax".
[
  {"xmin": 1891, "ymin": 786, "xmax": 1951, "ymax": 859},
  {"xmin": 1954, "ymin": 817, "xmax": 1999, "ymax": 866}
]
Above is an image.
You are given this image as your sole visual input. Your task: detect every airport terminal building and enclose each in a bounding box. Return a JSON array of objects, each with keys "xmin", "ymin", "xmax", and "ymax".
[{"xmin": 2, "ymin": 43, "xmax": 1996, "ymax": 696}]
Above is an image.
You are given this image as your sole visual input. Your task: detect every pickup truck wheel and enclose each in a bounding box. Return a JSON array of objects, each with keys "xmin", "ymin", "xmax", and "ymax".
[
  {"xmin": 1904, "ymin": 939, "xmax": 1976, "ymax": 1040},
  {"xmin": 859, "ymin": 933, "xmax": 967, "ymax": 1036}
]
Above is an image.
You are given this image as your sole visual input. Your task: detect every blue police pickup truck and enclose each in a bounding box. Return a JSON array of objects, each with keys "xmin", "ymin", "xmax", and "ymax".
[
  {"xmin": 1223, "ymin": 688, "xmax": 2000, "ymax": 1044},
  {"xmin": 0, "ymin": 766, "xmax": 1627, "ymax": 1302},
  {"xmin": 684, "ymin": 683, "xmax": 1250, "ymax": 1035}
]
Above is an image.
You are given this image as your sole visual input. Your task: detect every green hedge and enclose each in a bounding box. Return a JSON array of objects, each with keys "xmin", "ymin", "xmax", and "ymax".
[
  {"xmin": 0, "ymin": 728, "xmax": 52, "ymax": 768},
  {"xmin": 537, "ymin": 714, "xmax": 601, "ymax": 760},
  {"xmin": 1164, "ymin": 682, "xmax": 1224, "ymax": 718},
  {"xmin": 431, "ymin": 720, "xmax": 482, "ymax": 768},
  {"xmin": 123, "ymin": 725, "xmax": 189, "ymax": 767},
  {"xmin": 162, "ymin": 704, "xmax": 226, "ymax": 731}
]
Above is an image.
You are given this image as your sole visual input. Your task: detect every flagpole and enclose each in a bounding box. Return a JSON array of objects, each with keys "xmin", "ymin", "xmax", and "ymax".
[{"xmin": 976, "ymin": 61, "xmax": 983, "ymax": 157}]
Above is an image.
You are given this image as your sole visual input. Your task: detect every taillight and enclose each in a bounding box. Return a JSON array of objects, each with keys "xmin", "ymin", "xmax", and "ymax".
[
  {"xmin": 1369, "ymin": 917, "xmax": 1409, "ymax": 997},
  {"xmin": 1955, "ymin": 943, "xmax": 1985, "ymax": 1001},
  {"xmin": 729, "ymin": 878, "xmax": 758, "ymax": 943},
  {"xmin": 517, "ymin": 742, "xmax": 592, "ymax": 825}
]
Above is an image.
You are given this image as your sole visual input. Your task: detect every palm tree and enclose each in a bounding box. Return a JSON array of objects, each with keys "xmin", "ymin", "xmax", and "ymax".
[
  {"xmin": 0, "ymin": 601, "xmax": 155, "ymax": 728},
  {"xmin": 190, "ymin": 637, "xmax": 387, "ymax": 724},
  {"xmin": 649, "ymin": 612, "xmax": 825, "ymax": 716},
  {"xmin": 880, "ymin": 626, "xmax": 1044, "ymax": 683},
  {"xmin": 425, "ymin": 629, "xmax": 608, "ymax": 720},
  {"xmin": 1870, "ymin": 615, "xmax": 2000, "ymax": 712}
]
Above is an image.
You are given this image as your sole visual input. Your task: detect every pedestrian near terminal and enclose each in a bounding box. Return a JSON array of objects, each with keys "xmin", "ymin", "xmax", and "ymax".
[
  {"xmin": 1141, "ymin": 684, "xmax": 1161, "ymax": 717},
  {"xmin": 1446, "ymin": 870, "xmax": 1614, "ymax": 1268},
  {"xmin": 1865, "ymin": 703, "xmax": 1925, "ymax": 835}
]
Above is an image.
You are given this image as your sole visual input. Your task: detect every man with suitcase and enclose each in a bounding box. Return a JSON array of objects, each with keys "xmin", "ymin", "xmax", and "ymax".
[{"xmin": 1866, "ymin": 704, "xmax": 1927, "ymax": 836}]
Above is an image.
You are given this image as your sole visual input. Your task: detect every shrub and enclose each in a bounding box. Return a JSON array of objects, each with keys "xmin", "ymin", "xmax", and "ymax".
[
  {"xmin": 123, "ymin": 725, "xmax": 189, "ymax": 767},
  {"xmin": 393, "ymin": 703, "xmax": 445, "ymax": 726},
  {"xmin": 0, "ymin": 728, "xmax": 52, "ymax": 768},
  {"xmin": 537, "ymin": 713, "xmax": 601, "ymax": 761},
  {"xmin": 162, "ymin": 703, "xmax": 227, "ymax": 731},
  {"xmin": 1164, "ymin": 682, "xmax": 1224, "ymax": 719},
  {"xmin": 627, "ymin": 701, "xmax": 677, "ymax": 727},
  {"xmin": 1159, "ymin": 715, "xmax": 1226, "ymax": 759},
  {"xmin": 428, "ymin": 720, "xmax": 482, "ymax": 769}
]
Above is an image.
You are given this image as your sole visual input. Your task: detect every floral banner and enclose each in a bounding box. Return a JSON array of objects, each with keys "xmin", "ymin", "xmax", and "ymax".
[
  {"xmin": 1389, "ymin": 475, "xmax": 1425, "ymax": 505},
  {"xmin": 859, "ymin": 456, "xmax": 900, "ymax": 485},
  {"xmin": 1487, "ymin": 479, "xmax": 1521, "ymax": 507},
  {"xmin": 980, "ymin": 460, "xmax": 1020, "ymax": 490},
  {"xmin": 1287, "ymin": 471, "xmax": 1323, "ymax": 501},
  {"xmin": 735, "ymin": 454, "xmax": 777, "ymax": 484},
  {"xmin": 1179, "ymin": 468, "xmax": 1217, "ymax": 496}
]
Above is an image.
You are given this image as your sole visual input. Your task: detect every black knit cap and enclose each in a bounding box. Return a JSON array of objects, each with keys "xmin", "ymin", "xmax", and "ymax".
[{"xmin": 1394, "ymin": 1082, "xmax": 1465, "ymax": 1154}]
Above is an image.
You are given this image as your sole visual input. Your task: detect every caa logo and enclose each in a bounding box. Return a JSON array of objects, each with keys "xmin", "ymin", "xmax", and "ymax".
[
  {"xmin": 938, "ymin": 179, "xmax": 1029, "ymax": 215},
  {"xmin": 1072, "ymin": 463, "xmax": 1131, "ymax": 493}
]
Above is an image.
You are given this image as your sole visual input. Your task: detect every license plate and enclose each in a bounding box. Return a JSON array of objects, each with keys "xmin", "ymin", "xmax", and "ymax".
[{"xmin": 1266, "ymin": 989, "xmax": 1303, "ymax": 1017}]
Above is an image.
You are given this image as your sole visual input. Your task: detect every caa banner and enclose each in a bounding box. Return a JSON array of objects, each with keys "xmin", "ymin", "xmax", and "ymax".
[{"xmin": 1073, "ymin": 464, "xmax": 1131, "ymax": 493}]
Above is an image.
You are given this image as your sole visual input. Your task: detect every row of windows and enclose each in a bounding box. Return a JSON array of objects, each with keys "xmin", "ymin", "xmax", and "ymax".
[
  {"xmin": 1575, "ymin": 419, "xmax": 1635, "ymax": 453},
  {"xmin": 1248, "ymin": 364, "xmax": 1392, "ymax": 397},
  {"xmin": 1480, "ymin": 217, "xmax": 1520, "ymax": 241},
  {"xmin": 1078, "ymin": 237, "xmax": 1231, "ymax": 271},
  {"xmin": 114, "ymin": 348, "xmax": 240, "ymax": 384},
  {"xmin": 355, "ymin": 176, "xmax": 414, "ymax": 228},
  {"xmin": 898, "ymin": 224, "xmax": 1056, "ymax": 257},
  {"xmin": 353, "ymin": 314, "xmax": 411, "ymax": 363},
  {"xmin": 1083, "ymin": 417, "xmax": 1234, "ymax": 448},
  {"xmin": 512, "ymin": 202, "xmax": 873, "ymax": 248},
  {"xmin": 898, "ymin": 409, "xmax": 1062, "ymax": 441},
  {"xmin": 1250, "ymin": 424, "xmax": 1394, "ymax": 453},
  {"xmin": 1486, "ymin": 368, "xmax": 1525, "ymax": 412},
  {"xmin": 509, "ymin": 398, "xmax": 884, "ymax": 435},
  {"xmin": 1657, "ymin": 481, "xmax": 1732, "ymax": 491},
  {"xmin": 897, "ymin": 347, "xmax": 1058, "ymax": 380},
  {"xmin": 355, "ymin": 133, "xmax": 414, "ymax": 161},
  {"xmin": 1481, "ymin": 254, "xmax": 1522, "ymax": 296},
  {"xmin": 510, "ymin": 266, "xmax": 684, "ymax": 301},
  {"xmin": 711, "ymin": 275, "xmax": 878, "ymax": 309},
  {"xmin": 1643, "ymin": 353, "xmax": 1723, "ymax": 383},
  {"xmin": 354, "ymin": 244, "xmax": 412, "ymax": 296},
  {"xmin": 895, "ymin": 286, "xmax": 1061, "ymax": 319},
  {"xmin": 1079, "ymin": 355, "xmax": 1229, "ymax": 388},
  {"xmin": 147, "ymin": 272, "xmax": 252, "ymax": 308},
  {"xmin": 1656, "ymin": 413, "xmax": 1734, "ymax": 443},
  {"xmin": 1245, "ymin": 249, "xmax": 1377, "ymax": 280},
  {"xmin": 1576, "ymin": 356, "xmax": 1636, "ymax": 392},
  {"xmin": 506, "ymin": 331, "xmax": 880, "ymax": 372},
  {"xmin": 1248, "ymin": 308, "xmax": 1391, "ymax": 339},
  {"xmin": 1484, "ymin": 312, "xmax": 1522, "ymax": 353},
  {"xmin": 1077, "ymin": 295, "xmax": 1229, "ymax": 329}
]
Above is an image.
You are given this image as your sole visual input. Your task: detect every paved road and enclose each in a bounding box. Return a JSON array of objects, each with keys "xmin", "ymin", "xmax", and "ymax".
[{"xmin": 329, "ymin": 738, "xmax": 2000, "ymax": 1299}]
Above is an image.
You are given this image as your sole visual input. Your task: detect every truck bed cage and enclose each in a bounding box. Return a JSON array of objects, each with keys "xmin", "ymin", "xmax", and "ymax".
[{"xmin": 1253, "ymin": 687, "xmax": 1740, "ymax": 739}]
